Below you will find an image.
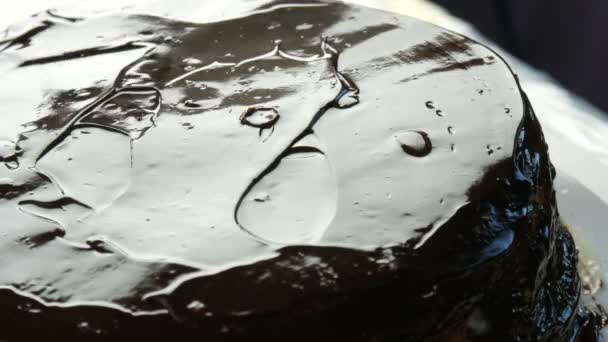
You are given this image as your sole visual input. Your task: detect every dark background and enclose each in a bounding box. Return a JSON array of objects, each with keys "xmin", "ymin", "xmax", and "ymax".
[{"xmin": 431, "ymin": 0, "xmax": 607, "ymax": 113}]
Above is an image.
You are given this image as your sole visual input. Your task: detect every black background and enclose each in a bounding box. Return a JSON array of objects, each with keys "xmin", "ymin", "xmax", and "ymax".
[{"xmin": 431, "ymin": 0, "xmax": 608, "ymax": 114}]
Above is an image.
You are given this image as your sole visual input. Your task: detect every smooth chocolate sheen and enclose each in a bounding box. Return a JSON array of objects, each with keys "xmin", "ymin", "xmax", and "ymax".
[{"xmin": 0, "ymin": 1, "xmax": 603, "ymax": 341}]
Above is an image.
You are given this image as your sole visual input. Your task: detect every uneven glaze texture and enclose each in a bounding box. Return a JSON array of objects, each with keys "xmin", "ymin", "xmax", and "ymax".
[{"xmin": 0, "ymin": 1, "xmax": 602, "ymax": 341}]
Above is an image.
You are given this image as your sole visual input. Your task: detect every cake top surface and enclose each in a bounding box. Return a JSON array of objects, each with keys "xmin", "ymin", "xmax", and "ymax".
[{"xmin": 0, "ymin": 0, "xmax": 524, "ymax": 313}]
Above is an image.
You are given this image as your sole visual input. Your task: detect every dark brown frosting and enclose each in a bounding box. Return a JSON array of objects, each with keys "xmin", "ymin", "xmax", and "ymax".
[{"xmin": 0, "ymin": 1, "xmax": 601, "ymax": 340}]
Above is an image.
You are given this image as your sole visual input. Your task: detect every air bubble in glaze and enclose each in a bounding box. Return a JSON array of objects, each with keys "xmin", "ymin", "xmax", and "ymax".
[{"xmin": 394, "ymin": 131, "xmax": 432, "ymax": 158}]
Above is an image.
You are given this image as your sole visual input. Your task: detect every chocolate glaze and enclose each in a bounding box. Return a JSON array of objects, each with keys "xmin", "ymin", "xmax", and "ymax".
[{"xmin": 0, "ymin": 1, "xmax": 603, "ymax": 340}]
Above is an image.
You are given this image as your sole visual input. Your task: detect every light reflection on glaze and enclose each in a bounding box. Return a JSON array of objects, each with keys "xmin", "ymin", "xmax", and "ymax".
[
  {"xmin": 0, "ymin": 1, "xmax": 597, "ymax": 341},
  {"xmin": 0, "ymin": 0, "xmax": 523, "ymax": 313}
]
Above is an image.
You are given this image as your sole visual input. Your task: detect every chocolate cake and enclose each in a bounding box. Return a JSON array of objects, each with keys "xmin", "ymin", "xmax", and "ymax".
[{"xmin": 0, "ymin": 1, "xmax": 603, "ymax": 340}]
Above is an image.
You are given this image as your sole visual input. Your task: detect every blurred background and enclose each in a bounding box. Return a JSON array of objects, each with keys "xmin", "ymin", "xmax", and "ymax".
[{"xmin": 430, "ymin": 0, "xmax": 608, "ymax": 114}]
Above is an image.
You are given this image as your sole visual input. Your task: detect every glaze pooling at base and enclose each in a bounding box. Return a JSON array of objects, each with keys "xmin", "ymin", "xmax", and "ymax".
[{"xmin": 0, "ymin": 1, "xmax": 601, "ymax": 340}]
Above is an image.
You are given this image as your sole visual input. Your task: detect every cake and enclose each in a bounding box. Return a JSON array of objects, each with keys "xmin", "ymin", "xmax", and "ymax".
[{"xmin": 0, "ymin": 1, "xmax": 603, "ymax": 341}]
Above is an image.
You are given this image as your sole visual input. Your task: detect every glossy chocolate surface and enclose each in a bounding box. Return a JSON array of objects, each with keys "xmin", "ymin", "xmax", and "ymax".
[{"xmin": 0, "ymin": 1, "xmax": 601, "ymax": 340}]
